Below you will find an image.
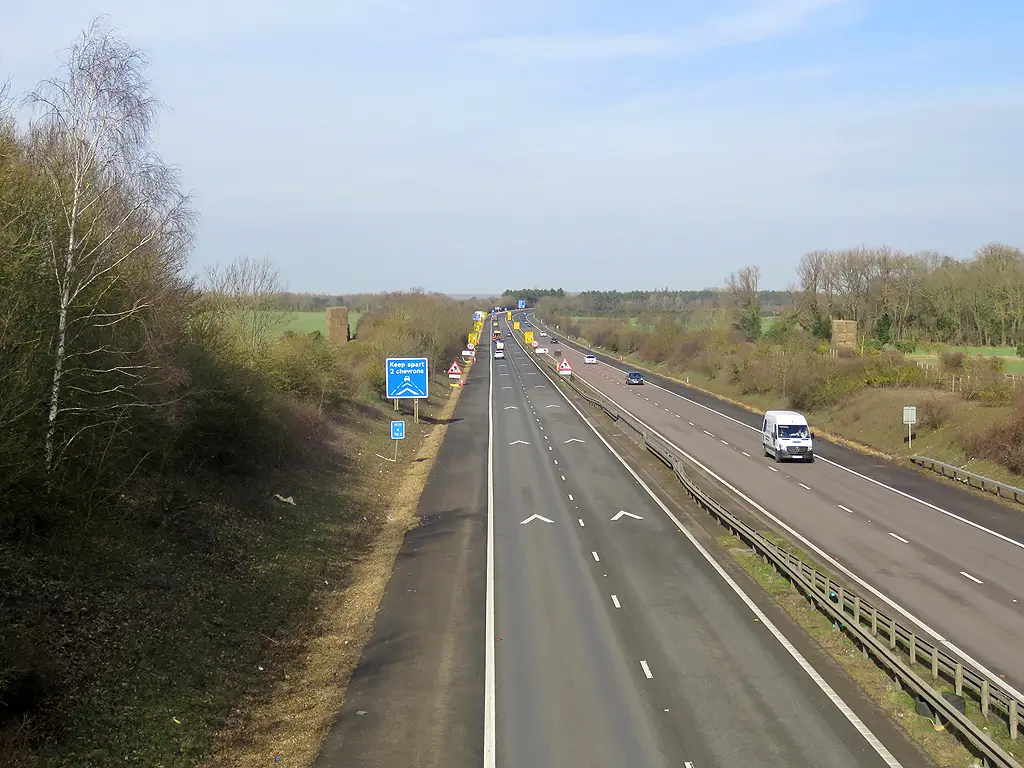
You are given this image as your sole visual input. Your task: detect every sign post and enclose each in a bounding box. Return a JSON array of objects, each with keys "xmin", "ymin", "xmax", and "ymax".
[
  {"xmin": 386, "ymin": 357, "xmax": 429, "ymax": 424},
  {"xmin": 903, "ymin": 405, "xmax": 917, "ymax": 449},
  {"xmin": 391, "ymin": 420, "xmax": 405, "ymax": 461}
]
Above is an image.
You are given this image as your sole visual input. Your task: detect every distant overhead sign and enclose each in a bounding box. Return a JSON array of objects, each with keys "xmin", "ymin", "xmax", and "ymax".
[
  {"xmin": 518, "ymin": 299, "xmax": 526, "ymax": 309},
  {"xmin": 385, "ymin": 357, "xmax": 429, "ymax": 399}
]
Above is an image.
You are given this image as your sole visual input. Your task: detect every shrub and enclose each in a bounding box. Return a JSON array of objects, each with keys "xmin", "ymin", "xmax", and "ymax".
[
  {"xmin": 895, "ymin": 340, "xmax": 917, "ymax": 354},
  {"xmin": 960, "ymin": 393, "xmax": 1024, "ymax": 474},
  {"xmin": 1017, "ymin": 342, "xmax": 1024, "ymax": 358},
  {"xmin": 940, "ymin": 350, "xmax": 966, "ymax": 372},
  {"xmin": 918, "ymin": 393, "xmax": 954, "ymax": 429}
]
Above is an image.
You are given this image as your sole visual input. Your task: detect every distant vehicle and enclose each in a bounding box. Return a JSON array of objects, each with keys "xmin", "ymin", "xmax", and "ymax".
[
  {"xmin": 495, "ymin": 340, "xmax": 505, "ymax": 350},
  {"xmin": 762, "ymin": 410, "xmax": 814, "ymax": 463},
  {"xmin": 584, "ymin": 354, "xmax": 597, "ymax": 364},
  {"xmin": 626, "ymin": 371, "xmax": 644, "ymax": 385},
  {"xmin": 550, "ymin": 337, "xmax": 559, "ymax": 344},
  {"xmin": 539, "ymin": 331, "xmax": 548, "ymax": 337},
  {"xmin": 494, "ymin": 349, "xmax": 505, "ymax": 359}
]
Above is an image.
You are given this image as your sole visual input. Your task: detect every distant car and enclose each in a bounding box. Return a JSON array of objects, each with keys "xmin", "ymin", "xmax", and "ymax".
[
  {"xmin": 539, "ymin": 331, "xmax": 548, "ymax": 337},
  {"xmin": 584, "ymin": 354, "xmax": 597, "ymax": 364},
  {"xmin": 494, "ymin": 350, "xmax": 505, "ymax": 359},
  {"xmin": 626, "ymin": 371, "xmax": 644, "ymax": 385},
  {"xmin": 551, "ymin": 337, "xmax": 559, "ymax": 344}
]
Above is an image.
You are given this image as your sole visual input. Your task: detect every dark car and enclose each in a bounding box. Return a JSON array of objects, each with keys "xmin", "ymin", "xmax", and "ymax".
[
  {"xmin": 551, "ymin": 337, "xmax": 559, "ymax": 344},
  {"xmin": 626, "ymin": 371, "xmax": 644, "ymax": 385}
]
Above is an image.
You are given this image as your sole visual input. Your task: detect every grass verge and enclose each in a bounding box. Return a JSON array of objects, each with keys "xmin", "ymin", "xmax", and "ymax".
[
  {"xmin": 204, "ymin": 371, "xmax": 467, "ymax": 766},
  {"xmin": 716, "ymin": 531, "xmax": 1024, "ymax": 767},
  {"xmin": 0, "ymin": 372, "xmax": 463, "ymax": 768}
]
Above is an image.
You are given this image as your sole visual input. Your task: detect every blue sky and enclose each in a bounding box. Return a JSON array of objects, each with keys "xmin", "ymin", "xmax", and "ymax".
[{"xmin": 4, "ymin": 1, "xmax": 1024, "ymax": 294}]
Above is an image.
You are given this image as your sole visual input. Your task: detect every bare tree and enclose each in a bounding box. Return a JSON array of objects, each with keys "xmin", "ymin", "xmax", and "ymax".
[
  {"xmin": 204, "ymin": 256, "xmax": 286, "ymax": 367},
  {"xmin": 726, "ymin": 265, "xmax": 761, "ymax": 340},
  {"xmin": 25, "ymin": 16, "xmax": 193, "ymax": 472}
]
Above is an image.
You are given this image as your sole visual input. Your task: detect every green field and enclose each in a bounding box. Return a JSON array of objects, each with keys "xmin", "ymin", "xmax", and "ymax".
[
  {"xmin": 906, "ymin": 345, "xmax": 1024, "ymax": 374},
  {"xmin": 273, "ymin": 310, "xmax": 362, "ymax": 338}
]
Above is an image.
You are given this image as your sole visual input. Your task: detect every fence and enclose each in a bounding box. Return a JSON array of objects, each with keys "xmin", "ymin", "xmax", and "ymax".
[
  {"xmin": 910, "ymin": 456, "xmax": 1024, "ymax": 506},
  {"xmin": 514, "ymin": 329, "xmax": 1024, "ymax": 768}
]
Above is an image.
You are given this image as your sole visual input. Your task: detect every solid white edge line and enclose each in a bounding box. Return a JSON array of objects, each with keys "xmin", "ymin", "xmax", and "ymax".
[
  {"xmin": 484, "ymin": 338, "xmax": 496, "ymax": 768},
  {"xmin": 532, "ymin": 315, "xmax": 1024, "ymax": 548},
  {"xmin": 560, "ymin": 359, "xmax": 1024, "ymax": 705},
  {"xmin": 640, "ymin": 660, "xmax": 654, "ymax": 679},
  {"xmin": 510, "ymin": 324, "xmax": 903, "ymax": 767},
  {"xmin": 550, "ymin": 317, "xmax": 1024, "ymax": 554}
]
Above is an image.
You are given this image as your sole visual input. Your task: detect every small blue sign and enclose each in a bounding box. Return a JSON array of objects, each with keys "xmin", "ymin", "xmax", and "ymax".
[
  {"xmin": 391, "ymin": 420, "xmax": 405, "ymax": 440},
  {"xmin": 386, "ymin": 357, "xmax": 429, "ymax": 399},
  {"xmin": 517, "ymin": 299, "xmax": 526, "ymax": 309}
]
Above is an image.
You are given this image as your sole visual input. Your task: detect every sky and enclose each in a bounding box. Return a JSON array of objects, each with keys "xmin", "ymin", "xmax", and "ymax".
[{"xmin": 4, "ymin": 1, "xmax": 1024, "ymax": 294}]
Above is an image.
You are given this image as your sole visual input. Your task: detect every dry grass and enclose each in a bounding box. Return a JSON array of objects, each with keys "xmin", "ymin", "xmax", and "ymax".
[{"xmin": 203, "ymin": 375, "xmax": 466, "ymax": 767}]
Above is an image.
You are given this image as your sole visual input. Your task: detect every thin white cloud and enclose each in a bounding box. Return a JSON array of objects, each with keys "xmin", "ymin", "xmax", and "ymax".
[{"xmin": 456, "ymin": 0, "xmax": 855, "ymax": 61}]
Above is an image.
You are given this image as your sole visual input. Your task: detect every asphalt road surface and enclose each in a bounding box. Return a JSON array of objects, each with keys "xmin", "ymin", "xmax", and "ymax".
[
  {"xmin": 489, "ymin": 326, "xmax": 911, "ymax": 768},
  {"xmin": 524, "ymin": 313, "xmax": 1024, "ymax": 697},
  {"xmin": 315, "ymin": 356, "xmax": 488, "ymax": 768}
]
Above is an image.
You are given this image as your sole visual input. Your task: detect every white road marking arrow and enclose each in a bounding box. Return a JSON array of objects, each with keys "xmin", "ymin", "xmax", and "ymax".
[
  {"xmin": 611, "ymin": 510, "xmax": 644, "ymax": 521},
  {"xmin": 564, "ymin": 438, "xmax": 585, "ymax": 444},
  {"xmin": 504, "ymin": 406, "xmax": 518, "ymax": 410},
  {"xmin": 519, "ymin": 515, "xmax": 554, "ymax": 525},
  {"xmin": 508, "ymin": 440, "xmax": 530, "ymax": 445},
  {"xmin": 545, "ymin": 404, "xmax": 560, "ymax": 408}
]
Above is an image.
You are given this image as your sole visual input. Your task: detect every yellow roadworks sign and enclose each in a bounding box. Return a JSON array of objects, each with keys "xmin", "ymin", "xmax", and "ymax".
[
  {"xmin": 524, "ymin": 331, "xmax": 534, "ymax": 344},
  {"xmin": 506, "ymin": 311, "xmax": 512, "ymax": 320},
  {"xmin": 468, "ymin": 332, "xmax": 479, "ymax": 346},
  {"xmin": 513, "ymin": 321, "xmax": 520, "ymax": 330}
]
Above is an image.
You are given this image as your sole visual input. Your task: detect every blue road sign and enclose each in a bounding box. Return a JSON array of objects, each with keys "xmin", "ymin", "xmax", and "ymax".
[
  {"xmin": 386, "ymin": 357, "xmax": 429, "ymax": 399},
  {"xmin": 517, "ymin": 299, "xmax": 526, "ymax": 309},
  {"xmin": 391, "ymin": 420, "xmax": 405, "ymax": 440}
]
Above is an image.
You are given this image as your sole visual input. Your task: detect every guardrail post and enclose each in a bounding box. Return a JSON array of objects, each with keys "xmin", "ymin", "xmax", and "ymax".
[
  {"xmin": 870, "ymin": 605, "xmax": 878, "ymax": 636},
  {"xmin": 981, "ymin": 679, "xmax": 990, "ymax": 718},
  {"xmin": 853, "ymin": 595, "xmax": 861, "ymax": 625},
  {"xmin": 1011, "ymin": 699, "xmax": 1018, "ymax": 740},
  {"xmin": 910, "ymin": 633, "xmax": 917, "ymax": 667},
  {"xmin": 889, "ymin": 617, "xmax": 896, "ymax": 650},
  {"xmin": 954, "ymin": 663, "xmax": 963, "ymax": 696},
  {"xmin": 931, "ymin": 646, "xmax": 939, "ymax": 681}
]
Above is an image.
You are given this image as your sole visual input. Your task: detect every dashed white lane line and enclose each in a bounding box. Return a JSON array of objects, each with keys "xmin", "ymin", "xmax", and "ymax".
[
  {"xmin": 688, "ymin": 421, "xmax": 694, "ymax": 426},
  {"xmin": 578, "ymin": 519, "xmax": 585, "ymax": 527},
  {"xmin": 702, "ymin": 430, "xmax": 714, "ymax": 437},
  {"xmin": 611, "ymin": 594, "xmax": 621, "ymax": 609},
  {"xmin": 640, "ymin": 660, "xmax": 653, "ymax": 679},
  {"xmin": 720, "ymin": 440, "xmax": 729, "ymax": 446},
  {"xmin": 592, "ymin": 551, "xmax": 601, "ymax": 562},
  {"xmin": 553, "ymin": 459, "xmax": 558, "ymax": 465},
  {"xmin": 838, "ymin": 504, "xmax": 855, "ymax": 514},
  {"xmin": 561, "ymin": 475, "xmax": 566, "ymax": 481},
  {"xmin": 568, "ymin": 494, "xmax": 574, "ymax": 501},
  {"xmin": 742, "ymin": 452, "xmax": 751, "ymax": 457},
  {"xmin": 960, "ymin": 571, "xmax": 984, "ymax": 584},
  {"xmin": 888, "ymin": 533, "xmax": 910, "ymax": 544},
  {"xmin": 769, "ymin": 466, "xmax": 778, "ymax": 472},
  {"xmin": 798, "ymin": 483, "xmax": 811, "ymax": 490}
]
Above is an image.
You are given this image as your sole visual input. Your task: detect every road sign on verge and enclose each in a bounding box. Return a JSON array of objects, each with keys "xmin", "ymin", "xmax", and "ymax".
[
  {"xmin": 386, "ymin": 358, "xmax": 429, "ymax": 399},
  {"xmin": 462, "ymin": 349, "xmax": 475, "ymax": 358},
  {"xmin": 391, "ymin": 420, "xmax": 405, "ymax": 440},
  {"xmin": 513, "ymin": 321, "xmax": 520, "ymax": 330},
  {"xmin": 903, "ymin": 406, "xmax": 917, "ymax": 424},
  {"xmin": 558, "ymin": 358, "xmax": 573, "ymax": 376},
  {"xmin": 447, "ymin": 360, "xmax": 462, "ymax": 379},
  {"xmin": 524, "ymin": 330, "xmax": 534, "ymax": 344},
  {"xmin": 518, "ymin": 299, "xmax": 526, "ymax": 309}
]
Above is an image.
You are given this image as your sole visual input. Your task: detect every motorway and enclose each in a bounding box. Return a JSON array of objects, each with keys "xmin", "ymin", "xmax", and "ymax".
[
  {"xmin": 522, "ymin": 312, "xmax": 1024, "ymax": 696},
  {"xmin": 488, "ymin": 322, "xmax": 913, "ymax": 767}
]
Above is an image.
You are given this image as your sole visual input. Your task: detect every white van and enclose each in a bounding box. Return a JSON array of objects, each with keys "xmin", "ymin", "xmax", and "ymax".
[{"xmin": 762, "ymin": 410, "xmax": 814, "ymax": 463}]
